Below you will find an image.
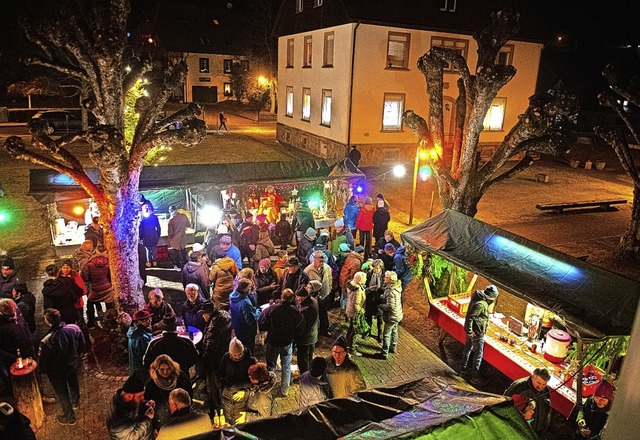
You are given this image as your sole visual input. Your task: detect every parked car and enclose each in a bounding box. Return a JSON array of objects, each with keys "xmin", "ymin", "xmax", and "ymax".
[{"xmin": 29, "ymin": 110, "xmax": 97, "ymax": 134}]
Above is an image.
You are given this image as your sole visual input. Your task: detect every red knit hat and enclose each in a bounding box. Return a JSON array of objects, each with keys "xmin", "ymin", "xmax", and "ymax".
[{"xmin": 594, "ymin": 380, "xmax": 614, "ymax": 401}]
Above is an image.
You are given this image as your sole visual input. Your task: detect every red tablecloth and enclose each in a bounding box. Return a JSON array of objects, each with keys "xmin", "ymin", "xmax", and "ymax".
[{"xmin": 429, "ymin": 299, "xmax": 576, "ymax": 418}]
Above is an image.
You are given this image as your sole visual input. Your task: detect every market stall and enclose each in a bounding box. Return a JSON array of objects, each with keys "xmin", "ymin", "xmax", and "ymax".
[{"xmin": 401, "ymin": 209, "xmax": 640, "ymax": 418}]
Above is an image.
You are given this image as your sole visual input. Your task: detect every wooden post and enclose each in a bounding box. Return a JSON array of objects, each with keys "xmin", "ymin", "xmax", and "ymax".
[
  {"xmin": 10, "ymin": 362, "xmax": 44, "ymax": 431},
  {"xmin": 576, "ymin": 334, "xmax": 584, "ymax": 411}
]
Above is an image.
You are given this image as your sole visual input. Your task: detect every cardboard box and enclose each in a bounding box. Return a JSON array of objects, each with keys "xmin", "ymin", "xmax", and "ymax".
[
  {"xmin": 447, "ymin": 292, "xmax": 472, "ymax": 316},
  {"xmin": 567, "ymin": 364, "xmax": 605, "ymax": 397}
]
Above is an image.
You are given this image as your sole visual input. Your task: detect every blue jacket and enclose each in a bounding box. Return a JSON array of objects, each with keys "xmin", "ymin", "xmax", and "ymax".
[
  {"xmin": 139, "ymin": 214, "xmax": 161, "ymax": 247},
  {"xmin": 225, "ymin": 244, "xmax": 243, "ymax": 271},
  {"xmin": 229, "ymin": 291, "xmax": 261, "ymax": 348},
  {"xmin": 127, "ymin": 324, "xmax": 153, "ymax": 378},
  {"xmin": 343, "ymin": 202, "xmax": 360, "ymax": 230},
  {"xmin": 393, "ymin": 246, "xmax": 413, "ymax": 289}
]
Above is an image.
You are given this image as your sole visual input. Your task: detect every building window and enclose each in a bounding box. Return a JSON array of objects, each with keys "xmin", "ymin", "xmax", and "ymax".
[
  {"xmin": 483, "ymin": 97, "xmax": 506, "ymax": 131},
  {"xmin": 314, "ymin": 0, "xmax": 323, "ymax": 7},
  {"xmin": 440, "ymin": 0, "xmax": 457, "ymax": 12},
  {"xmin": 286, "ymin": 86, "xmax": 294, "ymax": 117},
  {"xmin": 382, "ymin": 93, "xmax": 405, "ymax": 131},
  {"xmin": 321, "ymin": 89, "xmax": 332, "ymax": 126},
  {"xmin": 431, "ymin": 36, "xmax": 469, "ymax": 72},
  {"xmin": 199, "ymin": 58, "xmax": 209, "ymax": 73},
  {"xmin": 223, "ymin": 59, "xmax": 233, "ymax": 73},
  {"xmin": 302, "ymin": 88, "xmax": 311, "ymax": 121},
  {"xmin": 303, "ymin": 35, "xmax": 312, "ymax": 67},
  {"xmin": 286, "ymin": 38, "xmax": 294, "ymax": 67},
  {"xmin": 240, "ymin": 60, "xmax": 249, "ymax": 71},
  {"xmin": 386, "ymin": 32, "xmax": 411, "ymax": 69},
  {"xmin": 296, "ymin": 0, "xmax": 303, "ymax": 13},
  {"xmin": 496, "ymin": 44, "xmax": 514, "ymax": 66},
  {"xmin": 224, "ymin": 83, "xmax": 232, "ymax": 97},
  {"xmin": 323, "ymin": 32, "xmax": 334, "ymax": 67}
]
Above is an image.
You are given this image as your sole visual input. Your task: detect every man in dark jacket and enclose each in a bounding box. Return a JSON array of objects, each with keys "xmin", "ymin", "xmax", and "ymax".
[
  {"xmin": 279, "ymin": 257, "xmax": 309, "ymax": 300},
  {"xmin": 274, "ymin": 213, "xmax": 292, "ymax": 250},
  {"xmin": 460, "ymin": 285, "xmax": 499, "ymax": 380},
  {"xmin": 38, "ymin": 308, "xmax": 85, "ymax": 426},
  {"xmin": 156, "ymin": 388, "xmax": 210, "ymax": 439},
  {"xmin": 145, "ymin": 289, "xmax": 175, "ymax": 332},
  {"xmin": 106, "ymin": 374, "xmax": 155, "ymax": 440},
  {"xmin": 181, "ymin": 284, "xmax": 207, "ymax": 333},
  {"xmin": 42, "ymin": 264, "xmax": 82, "ymax": 325},
  {"xmin": 11, "ymin": 283, "xmax": 36, "ymax": 333},
  {"xmin": 181, "ymin": 253, "xmax": 210, "ymax": 300},
  {"xmin": 200, "ymin": 303, "xmax": 232, "ymax": 419},
  {"xmin": 255, "ymin": 259, "xmax": 280, "ymax": 306},
  {"xmin": 296, "ymin": 227, "xmax": 316, "ymax": 268},
  {"xmin": 238, "ymin": 214, "xmax": 260, "ymax": 265},
  {"xmin": 139, "ymin": 203, "xmax": 161, "ymax": 268},
  {"xmin": 0, "ymin": 257, "xmax": 19, "ymax": 299},
  {"xmin": 295, "ymin": 283, "xmax": 320, "ymax": 374},
  {"xmin": 259, "ymin": 288, "xmax": 304, "ymax": 397},
  {"xmin": 143, "ymin": 314, "xmax": 199, "ymax": 375},
  {"xmin": 217, "ymin": 338, "xmax": 257, "ymax": 424},
  {"xmin": 504, "ymin": 368, "xmax": 552, "ymax": 438},
  {"xmin": 127, "ymin": 309, "xmax": 153, "ymax": 380},
  {"xmin": 292, "ymin": 202, "xmax": 315, "ymax": 245}
]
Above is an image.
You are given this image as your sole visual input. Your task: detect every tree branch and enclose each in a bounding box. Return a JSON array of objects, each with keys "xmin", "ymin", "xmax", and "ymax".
[
  {"xmin": 602, "ymin": 64, "xmax": 640, "ymax": 106},
  {"xmin": 598, "ymin": 91, "xmax": 640, "ymax": 146},
  {"xmin": 484, "ymin": 154, "xmax": 533, "ymax": 190},
  {"xmin": 595, "ymin": 127, "xmax": 640, "ymax": 184},
  {"xmin": 474, "ymin": 9, "xmax": 520, "ymax": 69}
]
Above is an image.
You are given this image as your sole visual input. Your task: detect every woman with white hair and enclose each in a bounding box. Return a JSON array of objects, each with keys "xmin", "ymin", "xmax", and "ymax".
[
  {"xmin": 374, "ymin": 271, "xmax": 403, "ymax": 360},
  {"xmin": 345, "ymin": 271, "xmax": 368, "ymax": 355}
]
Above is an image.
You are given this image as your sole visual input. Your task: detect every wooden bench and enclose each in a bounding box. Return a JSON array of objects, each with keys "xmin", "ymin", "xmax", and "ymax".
[{"xmin": 536, "ymin": 199, "xmax": 627, "ymax": 214}]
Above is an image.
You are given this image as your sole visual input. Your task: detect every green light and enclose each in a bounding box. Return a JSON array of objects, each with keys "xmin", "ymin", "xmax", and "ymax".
[
  {"xmin": 0, "ymin": 213, "xmax": 6, "ymax": 222},
  {"xmin": 308, "ymin": 199, "xmax": 320, "ymax": 210}
]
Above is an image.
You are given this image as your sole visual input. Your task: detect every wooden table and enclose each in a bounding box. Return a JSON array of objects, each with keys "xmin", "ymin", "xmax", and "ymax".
[
  {"xmin": 429, "ymin": 298, "xmax": 577, "ymax": 418},
  {"xmin": 10, "ymin": 359, "xmax": 44, "ymax": 431}
]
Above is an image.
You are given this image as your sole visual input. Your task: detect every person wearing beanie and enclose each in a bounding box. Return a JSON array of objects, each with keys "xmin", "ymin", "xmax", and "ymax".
[
  {"xmin": 0, "ymin": 256, "xmax": 19, "ymax": 300},
  {"xmin": 143, "ymin": 313, "xmax": 199, "ymax": 376},
  {"xmin": 325, "ymin": 336, "xmax": 365, "ymax": 399},
  {"xmin": 292, "ymin": 200, "xmax": 316, "ymax": 246},
  {"xmin": 296, "ymin": 226, "xmax": 316, "ymax": 268},
  {"xmin": 107, "ymin": 374, "xmax": 155, "ymax": 439},
  {"xmin": 374, "ymin": 271, "xmax": 404, "ymax": 360},
  {"xmin": 279, "ymin": 257, "xmax": 309, "ymax": 302},
  {"xmin": 576, "ymin": 380, "xmax": 614, "ymax": 438},
  {"xmin": 331, "ymin": 217, "xmax": 355, "ymax": 258},
  {"xmin": 298, "ymin": 356, "xmax": 332, "ymax": 408},
  {"xmin": 460, "ymin": 285, "xmax": 499, "ymax": 383},
  {"xmin": 127, "ymin": 309, "xmax": 153, "ymax": 380},
  {"xmin": 258, "ymin": 287, "xmax": 304, "ymax": 397},
  {"xmin": 217, "ymin": 337, "xmax": 257, "ymax": 426},
  {"xmin": 255, "ymin": 258, "xmax": 279, "ymax": 306},
  {"xmin": 505, "ymin": 368, "xmax": 551, "ymax": 437},
  {"xmin": 295, "ymin": 284, "xmax": 320, "ymax": 374},
  {"xmin": 345, "ymin": 272, "xmax": 368, "ymax": 356}
]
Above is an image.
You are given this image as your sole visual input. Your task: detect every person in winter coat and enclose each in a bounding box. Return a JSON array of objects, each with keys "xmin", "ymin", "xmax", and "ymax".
[
  {"xmin": 209, "ymin": 254, "xmax": 239, "ymax": 310},
  {"xmin": 274, "ymin": 213, "xmax": 292, "ymax": 250},
  {"xmin": 272, "ymin": 250, "xmax": 288, "ymax": 279},
  {"xmin": 11, "ymin": 282, "xmax": 36, "ymax": 333},
  {"xmin": 42, "ymin": 264, "xmax": 82, "ymax": 325},
  {"xmin": 106, "ymin": 374, "xmax": 155, "ymax": 440},
  {"xmin": 59, "ymin": 259, "xmax": 89, "ymax": 340},
  {"xmin": 376, "ymin": 271, "xmax": 403, "ymax": 359},
  {"xmin": 229, "ymin": 279, "xmax": 261, "ymax": 354},
  {"xmin": 181, "ymin": 252, "xmax": 210, "ymax": 300},
  {"xmin": 355, "ymin": 197, "xmax": 376, "ymax": 260},
  {"xmin": 460, "ymin": 285, "xmax": 499, "ymax": 379},
  {"xmin": 84, "ymin": 216, "xmax": 103, "ymax": 248},
  {"xmin": 252, "ymin": 229, "xmax": 275, "ymax": 272},
  {"xmin": 255, "ymin": 259, "xmax": 280, "ymax": 306},
  {"xmin": 217, "ymin": 338, "xmax": 257, "ymax": 425},
  {"xmin": 575, "ymin": 380, "xmax": 613, "ymax": 439},
  {"xmin": 144, "ymin": 354, "xmax": 191, "ymax": 429},
  {"xmin": 375, "ymin": 231, "xmax": 401, "ymax": 267},
  {"xmin": 72, "ymin": 240, "xmax": 94, "ymax": 273},
  {"xmin": 143, "ymin": 314, "xmax": 199, "ymax": 375},
  {"xmin": 345, "ymin": 273, "xmax": 367, "ymax": 355},
  {"xmin": 385, "ymin": 245, "xmax": 413, "ymax": 290},
  {"xmin": 81, "ymin": 247, "xmax": 114, "ymax": 328},
  {"xmin": 279, "ymin": 257, "xmax": 309, "ymax": 300},
  {"xmin": 38, "ymin": 308, "xmax": 85, "ymax": 426},
  {"xmin": 304, "ymin": 252, "xmax": 333, "ymax": 337},
  {"xmin": 180, "ymin": 284, "xmax": 207, "ymax": 333},
  {"xmin": 168, "ymin": 206, "xmax": 191, "ymax": 270},
  {"xmin": 343, "ymin": 196, "xmax": 360, "ymax": 238},
  {"xmin": 298, "ymin": 356, "xmax": 332, "ymax": 407},
  {"xmin": 331, "ymin": 218, "xmax": 354, "ymax": 256},
  {"xmin": 372, "ymin": 204, "xmax": 391, "ymax": 244},
  {"xmin": 127, "ymin": 310, "xmax": 153, "ymax": 380},
  {"xmin": 364, "ymin": 259, "xmax": 385, "ymax": 342},
  {"xmin": 325, "ymin": 336, "xmax": 366, "ymax": 399},
  {"xmin": 139, "ymin": 203, "xmax": 161, "ymax": 268},
  {"xmin": 200, "ymin": 303, "xmax": 232, "ymax": 420},
  {"xmin": 504, "ymin": 368, "xmax": 552, "ymax": 438},
  {"xmin": 296, "ymin": 227, "xmax": 316, "ymax": 268},
  {"xmin": 238, "ymin": 215, "xmax": 260, "ymax": 265},
  {"xmin": 0, "ymin": 299, "xmax": 34, "ymax": 376},
  {"xmin": 0, "ymin": 257, "xmax": 20, "ymax": 300},
  {"xmin": 295, "ymin": 283, "xmax": 320, "ymax": 374},
  {"xmin": 145, "ymin": 289, "xmax": 175, "ymax": 332},
  {"xmin": 0, "ymin": 401, "xmax": 36, "ymax": 439},
  {"xmin": 156, "ymin": 388, "xmax": 211, "ymax": 440},
  {"xmin": 339, "ymin": 246, "xmax": 365, "ymax": 312},
  {"xmin": 292, "ymin": 202, "xmax": 316, "ymax": 245}
]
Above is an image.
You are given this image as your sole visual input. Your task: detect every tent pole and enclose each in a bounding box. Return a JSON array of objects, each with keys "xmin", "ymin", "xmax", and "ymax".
[{"xmin": 576, "ymin": 334, "xmax": 584, "ymax": 412}]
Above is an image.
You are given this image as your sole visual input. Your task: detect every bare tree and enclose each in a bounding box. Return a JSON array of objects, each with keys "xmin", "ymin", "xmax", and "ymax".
[
  {"xmin": 3, "ymin": 0, "xmax": 206, "ymax": 313},
  {"xmin": 595, "ymin": 64, "xmax": 640, "ymax": 258},
  {"xmin": 403, "ymin": 10, "xmax": 576, "ymax": 217}
]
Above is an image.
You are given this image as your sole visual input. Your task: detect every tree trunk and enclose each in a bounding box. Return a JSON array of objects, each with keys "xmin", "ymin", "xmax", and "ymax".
[{"xmin": 620, "ymin": 185, "xmax": 640, "ymax": 258}]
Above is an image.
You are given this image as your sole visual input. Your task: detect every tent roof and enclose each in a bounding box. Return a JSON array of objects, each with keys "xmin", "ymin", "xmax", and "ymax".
[
  {"xmin": 401, "ymin": 210, "xmax": 640, "ymax": 340},
  {"xmin": 28, "ymin": 159, "xmax": 364, "ymax": 203}
]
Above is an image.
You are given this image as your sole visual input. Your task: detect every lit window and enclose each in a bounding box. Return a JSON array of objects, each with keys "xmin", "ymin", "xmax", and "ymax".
[
  {"xmin": 483, "ymin": 98, "xmax": 506, "ymax": 131},
  {"xmin": 240, "ymin": 60, "xmax": 249, "ymax": 71},
  {"xmin": 386, "ymin": 32, "xmax": 410, "ymax": 69},
  {"xmin": 302, "ymin": 88, "xmax": 311, "ymax": 121},
  {"xmin": 496, "ymin": 44, "xmax": 514, "ymax": 66},
  {"xmin": 296, "ymin": 0, "xmax": 303, "ymax": 13},
  {"xmin": 199, "ymin": 58, "xmax": 209, "ymax": 73},
  {"xmin": 440, "ymin": 0, "xmax": 457, "ymax": 12},
  {"xmin": 286, "ymin": 86, "xmax": 294, "ymax": 117},
  {"xmin": 321, "ymin": 89, "xmax": 331, "ymax": 126},
  {"xmin": 223, "ymin": 59, "xmax": 232, "ymax": 73},
  {"xmin": 303, "ymin": 35, "xmax": 312, "ymax": 67},
  {"xmin": 314, "ymin": 0, "xmax": 323, "ymax": 7},
  {"xmin": 224, "ymin": 83, "xmax": 232, "ymax": 97},
  {"xmin": 323, "ymin": 32, "xmax": 334, "ymax": 67},
  {"xmin": 382, "ymin": 93, "xmax": 405, "ymax": 131},
  {"xmin": 286, "ymin": 38, "xmax": 294, "ymax": 67},
  {"xmin": 431, "ymin": 36, "xmax": 469, "ymax": 72}
]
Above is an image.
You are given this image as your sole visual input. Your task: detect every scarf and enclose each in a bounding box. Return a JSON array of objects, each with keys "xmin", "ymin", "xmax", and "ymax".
[
  {"xmin": 154, "ymin": 375, "xmax": 178, "ymax": 391},
  {"xmin": 369, "ymin": 272, "xmax": 383, "ymax": 290}
]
